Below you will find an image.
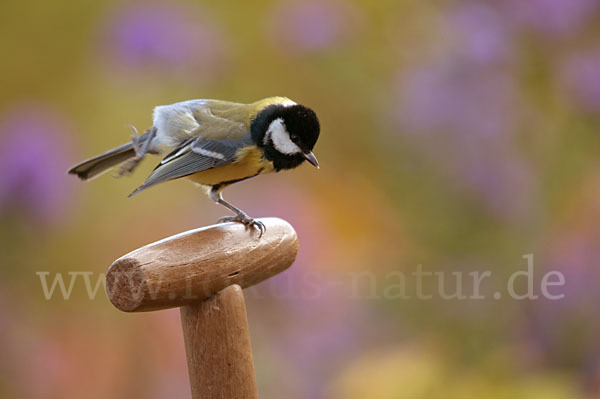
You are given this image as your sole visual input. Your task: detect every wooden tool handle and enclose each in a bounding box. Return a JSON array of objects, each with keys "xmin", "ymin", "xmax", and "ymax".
[
  {"xmin": 105, "ymin": 218, "xmax": 298, "ymax": 312},
  {"xmin": 181, "ymin": 285, "xmax": 258, "ymax": 399}
]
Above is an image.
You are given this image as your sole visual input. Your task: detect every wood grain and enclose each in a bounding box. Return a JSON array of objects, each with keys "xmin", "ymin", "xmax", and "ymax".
[
  {"xmin": 105, "ymin": 218, "xmax": 298, "ymax": 312},
  {"xmin": 180, "ymin": 285, "xmax": 258, "ymax": 399}
]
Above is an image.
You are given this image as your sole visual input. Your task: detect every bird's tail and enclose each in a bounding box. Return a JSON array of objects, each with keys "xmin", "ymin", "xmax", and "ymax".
[{"xmin": 68, "ymin": 132, "xmax": 150, "ymax": 181}]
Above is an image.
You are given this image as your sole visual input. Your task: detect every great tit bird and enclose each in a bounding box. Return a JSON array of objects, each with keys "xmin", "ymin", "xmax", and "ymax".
[{"xmin": 68, "ymin": 97, "xmax": 320, "ymax": 233}]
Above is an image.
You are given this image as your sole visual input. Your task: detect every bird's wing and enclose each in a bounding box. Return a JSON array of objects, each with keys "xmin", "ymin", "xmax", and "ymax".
[
  {"xmin": 152, "ymin": 99, "xmax": 251, "ymax": 145},
  {"xmin": 189, "ymin": 102, "xmax": 250, "ymax": 141},
  {"xmin": 130, "ymin": 135, "xmax": 253, "ymax": 196}
]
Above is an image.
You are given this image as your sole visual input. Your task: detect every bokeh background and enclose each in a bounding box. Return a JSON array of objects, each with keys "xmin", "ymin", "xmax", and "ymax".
[{"xmin": 2, "ymin": 0, "xmax": 600, "ymax": 397}]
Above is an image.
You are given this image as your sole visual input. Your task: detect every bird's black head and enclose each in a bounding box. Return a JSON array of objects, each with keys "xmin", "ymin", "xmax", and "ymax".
[{"xmin": 251, "ymin": 103, "xmax": 320, "ymax": 171}]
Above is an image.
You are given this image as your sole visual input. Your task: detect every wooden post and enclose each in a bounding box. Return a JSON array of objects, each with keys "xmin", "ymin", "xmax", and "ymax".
[
  {"xmin": 105, "ymin": 218, "xmax": 298, "ymax": 398},
  {"xmin": 181, "ymin": 285, "xmax": 257, "ymax": 398}
]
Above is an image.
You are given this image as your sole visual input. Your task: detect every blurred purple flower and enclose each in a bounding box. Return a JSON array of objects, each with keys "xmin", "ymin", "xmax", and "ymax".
[
  {"xmin": 399, "ymin": 65, "xmax": 518, "ymax": 139},
  {"xmin": 101, "ymin": 3, "xmax": 226, "ymax": 81},
  {"xmin": 0, "ymin": 105, "xmax": 76, "ymax": 224},
  {"xmin": 559, "ymin": 49, "xmax": 600, "ymax": 113},
  {"xmin": 399, "ymin": 3, "xmax": 516, "ymax": 136},
  {"xmin": 546, "ymin": 237, "xmax": 600, "ymax": 307},
  {"xmin": 446, "ymin": 3, "xmax": 513, "ymax": 65},
  {"xmin": 388, "ymin": 2, "xmax": 544, "ymax": 219},
  {"xmin": 522, "ymin": 235, "xmax": 600, "ymax": 373},
  {"xmin": 461, "ymin": 152, "xmax": 536, "ymax": 218},
  {"xmin": 394, "ymin": 62, "xmax": 537, "ymax": 219},
  {"xmin": 503, "ymin": 0, "xmax": 599, "ymax": 37},
  {"xmin": 269, "ymin": 0, "xmax": 361, "ymax": 53}
]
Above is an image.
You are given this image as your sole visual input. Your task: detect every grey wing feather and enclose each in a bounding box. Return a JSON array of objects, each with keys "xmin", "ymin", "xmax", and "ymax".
[{"xmin": 129, "ymin": 136, "xmax": 253, "ymax": 196}]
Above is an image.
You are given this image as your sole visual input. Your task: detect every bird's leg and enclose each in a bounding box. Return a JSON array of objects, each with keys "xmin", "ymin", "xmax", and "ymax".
[
  {"xmin": 209, "ymin": 189, "xmax": 265, "ymax": 237},
  {"xmin": 117, "ymin": 126, "xmax": 157, "ymax": 176}
]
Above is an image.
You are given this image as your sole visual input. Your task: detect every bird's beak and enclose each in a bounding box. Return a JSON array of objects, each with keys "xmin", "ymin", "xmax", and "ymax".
[{"xmin": 303, "ymin": 151, "xmax": 319, "ymax": 168}]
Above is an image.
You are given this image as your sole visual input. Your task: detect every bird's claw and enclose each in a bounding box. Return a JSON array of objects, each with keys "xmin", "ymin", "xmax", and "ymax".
[
  {"xmin": 218, "ymin": 215, "xmax": 266, "ymax": 237},
  {"xmin": 113, "ymin": 125, "xmax": 144, "ymax": 178},
  {"xmin": 128, "ymin": 125, "xmax": 143, "ymax": 157}
]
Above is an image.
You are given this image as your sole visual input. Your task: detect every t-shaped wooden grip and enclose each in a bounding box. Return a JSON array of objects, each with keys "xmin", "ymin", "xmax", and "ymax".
[
  {"xmin": 105, "ymin": 218, "xmax": 299, "ymax": 399},
  {"xmin": 105, "ymin": 217, "xmax": 299, "ymax": 312}
]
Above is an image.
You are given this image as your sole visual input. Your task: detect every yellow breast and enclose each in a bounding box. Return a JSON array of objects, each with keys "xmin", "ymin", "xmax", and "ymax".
[{"xmin": 187, "ymin": 146, "xmax": 274, "ymax": 187}]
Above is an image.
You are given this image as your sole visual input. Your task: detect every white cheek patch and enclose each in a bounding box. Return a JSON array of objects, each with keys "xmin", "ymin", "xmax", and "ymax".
[{"xmin": 264, "ymin": 118, "xmax": 302, "ymax": 155}]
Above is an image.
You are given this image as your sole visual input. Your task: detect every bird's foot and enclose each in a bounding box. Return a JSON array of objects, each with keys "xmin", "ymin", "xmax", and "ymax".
[
  {"xmin": 116, "ymin": 125, "xmax": 145, "ymax": 177},
  {"xmin": 218, "ymin": 214, "xmax": 266, "ymax": 237}
]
